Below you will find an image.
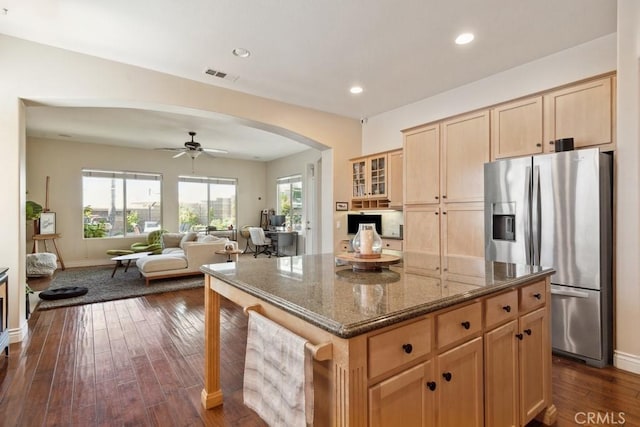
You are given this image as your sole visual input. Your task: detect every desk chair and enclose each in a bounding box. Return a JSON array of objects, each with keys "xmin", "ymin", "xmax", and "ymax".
[{"xmin": 248, "ymin": 227, "xmax": 272, "ymax": 258}]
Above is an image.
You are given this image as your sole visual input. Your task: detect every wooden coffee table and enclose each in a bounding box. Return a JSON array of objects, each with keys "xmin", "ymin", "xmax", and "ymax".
[{"xmin": 110, "ymin": 251, "xmax": 152, "ymax": 277}]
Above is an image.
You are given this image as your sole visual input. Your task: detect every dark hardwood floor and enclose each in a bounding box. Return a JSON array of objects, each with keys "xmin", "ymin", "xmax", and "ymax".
[{"xmin": 1, "ymin": 287, "xmax": 638, "ymax": 426}]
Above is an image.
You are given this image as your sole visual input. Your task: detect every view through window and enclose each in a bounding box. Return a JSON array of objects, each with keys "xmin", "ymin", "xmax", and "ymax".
[
  {"xmin": 178, "ymin": 176, "xmax": 237, "ymax": 232},
  {"xmin": 276, "ymin": 175, "xmax": 302, "ymax": 231},
  {"xmin": 82, "ymin": 170, "xmax": 162, "ymax": 238}
]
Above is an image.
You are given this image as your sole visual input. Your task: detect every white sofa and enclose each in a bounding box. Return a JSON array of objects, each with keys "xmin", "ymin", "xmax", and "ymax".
[{"xmin": 136, "ymin": 232, "xmax": 238, "ymax": 286}]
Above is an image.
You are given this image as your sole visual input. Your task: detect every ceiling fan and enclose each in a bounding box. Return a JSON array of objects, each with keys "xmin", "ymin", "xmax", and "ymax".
[{"xmin": 158, "ymin": 131, "xmax": 228, "ymax": 159}]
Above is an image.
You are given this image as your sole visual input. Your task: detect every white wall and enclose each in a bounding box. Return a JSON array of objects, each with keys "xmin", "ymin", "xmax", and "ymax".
[
  {"xmin": 0, "ymin": 34, "xmax": 361, "ymax": 340},
  {"xmin": 26, "ymin": 137, "xmax": 269, "ymax": 266},
  {"xmin": 613, "ymin": 0, "xmax": 640, "ymax": 374}
]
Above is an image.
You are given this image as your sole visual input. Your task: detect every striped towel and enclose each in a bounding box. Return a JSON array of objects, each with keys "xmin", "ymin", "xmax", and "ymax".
[{"xmin": 243, "ymin": 311, "xmax": 314, "ymax": 426}]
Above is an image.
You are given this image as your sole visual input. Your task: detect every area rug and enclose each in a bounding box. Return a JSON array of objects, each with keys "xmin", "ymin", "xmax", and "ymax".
[{"xmin": 37, "ymin": 265, "xmax": 204, "ymax": 310}]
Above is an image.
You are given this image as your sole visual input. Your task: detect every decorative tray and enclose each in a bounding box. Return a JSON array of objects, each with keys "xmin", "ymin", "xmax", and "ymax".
[{"xmin": 335, "ymin": 252, "xmax": 401, "ymax": 271}]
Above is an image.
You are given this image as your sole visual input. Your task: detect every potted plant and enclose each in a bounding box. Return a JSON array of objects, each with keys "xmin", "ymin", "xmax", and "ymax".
[{"xmin": 26, "ymin": 200, "xmax": 43, "ymax": 234}]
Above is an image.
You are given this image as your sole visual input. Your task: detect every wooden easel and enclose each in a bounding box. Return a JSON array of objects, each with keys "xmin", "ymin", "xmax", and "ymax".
[{"xmin": 32, "ymin": 176, "xmax": 66, "ymax": 269}]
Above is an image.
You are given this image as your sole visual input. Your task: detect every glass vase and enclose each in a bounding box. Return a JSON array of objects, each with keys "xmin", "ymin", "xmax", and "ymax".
[{"xmin": 352, "ymin": 223, "xmax": 382, "ymax": 258}]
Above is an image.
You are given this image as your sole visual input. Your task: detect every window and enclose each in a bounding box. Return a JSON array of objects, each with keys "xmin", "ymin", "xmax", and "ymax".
[
  {"xmin": 82, "ymin": 170, "xmax": 162, "ymax": 238},
  {"xmin": 276, "ymin": 175, "xmax": 302, "ymax": 231},
  {"xmin": 178, "ymin": 176, "xmax": 237, "ymax": 232}
]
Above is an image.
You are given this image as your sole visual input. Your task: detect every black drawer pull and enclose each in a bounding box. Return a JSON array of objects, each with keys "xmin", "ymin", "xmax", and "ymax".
[
  {"xmin": 442, "ymin": 372, "xmax": 452, "ymax": 382},
  {"xmin": 426, "ymin": 381, "xmax": 436, "ymax": 391},
  {"xmin": 461, "ymin": 321, "xmax": 471, "ymax": 330},
  {"xmin": 533, "ymin": 293, "xmax": 542, "ymax": 300},
  {"xmin": 402, "ymin": 343, "xmax": 413, "ymax": 354},
  {"xmin": 516, "ymin": 333, "xmax": 524, "ymax": 340},
  {"xmin": 524, "ymin": 328, "xmax": 532, "ymax": 336},
  {"xmin": 502, "ymin": 305, "xmax": 511, "ymax": 313}
]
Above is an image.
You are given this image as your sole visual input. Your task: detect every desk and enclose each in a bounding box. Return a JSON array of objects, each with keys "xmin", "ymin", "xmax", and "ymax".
[
  {"xmin": 265, "ymin": 231, "xmax": 298, "ymax": 257},
  {"xmin": 32, "ymin": 233, "xmax": 65, "ymax": 270}
]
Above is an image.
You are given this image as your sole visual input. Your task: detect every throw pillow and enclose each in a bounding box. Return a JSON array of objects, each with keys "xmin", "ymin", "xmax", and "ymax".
[
  {"xmin": 162, "ymin": 233, "xmax": 183, "ymax": 249},
  {"xmin": 179, "ymin": 232, "xmax": 198, "ymax": 249},
  {"xmin": 196, "ymin": 234, "xmax": 226, "ymax": 243}
]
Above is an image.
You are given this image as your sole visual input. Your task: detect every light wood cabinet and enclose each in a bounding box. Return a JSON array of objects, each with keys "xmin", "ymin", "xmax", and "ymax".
[
  {"xmin": 491, "ymin": 96, "xmax": 543, "ymax": 159},
  {"xmin": 404, "ymin": 124, "xmax": 440, "ymax": 205},
  {"xmin": 388, "ymin": 149, "xmax": 403, "ymax": 208},
  {"xmin": 369, "ymin": 361, "xmax": 435, "ymax": 427},
  {"xmin": 404, "ymin": 206, "xmax": 441, "ymax": 276},
  {"xmin": 441, "ymin": 110, "xmax": 490, "ymax": 203},
  {"xmin": 484, "ymin": 282, "xmax": 551, "ymax": 427},
  {"xmin": 351, "ymin": 153, "xmax": 388, "ymax": 199},
  {"xmin": 544, "ymin": 75, "xmax": 615, "ymax": 152},
  {"xmin": 436, "ymin": 337, "xmax": 484, "ymax": 427},
  {"xmin": 441, "ymin": 203, "xmax": 485, "ymax": 280}
]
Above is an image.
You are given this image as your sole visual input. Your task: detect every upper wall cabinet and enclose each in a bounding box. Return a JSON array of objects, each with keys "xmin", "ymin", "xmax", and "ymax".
[
  {"xmin": 441, "ymin": 110, "xmax": 490, "ymax": 203},
  {"xmin": 404, "ymin": 124, "xmax": 440, "ymax": 205},
  {"xmin": 543, "ymin": 75, "xmax": 616, "ymax": 152},
  {"xmin": 388, "ymin": 149, "xmax": 403, "ymax": 208},
  {"xmin": 491, "ymin": 96, "xmax": 544, "ymax": 159},
  {"xmin": 351, "ymin": 153, "xmax": 388, "ymax": 200}
]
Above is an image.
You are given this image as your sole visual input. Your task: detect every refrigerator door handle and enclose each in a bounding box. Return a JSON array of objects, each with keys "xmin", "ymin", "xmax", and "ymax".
[
  {"xmin": 524, "ymin": 166, "xmax": 532, "ymax": 265},
  {"xmin": 532, "ymin": 165, "xmax": 541, "ymax": 265},
  {"xmin": 551, "ymin": 288, "xmax": 590, "ymax": 298}
]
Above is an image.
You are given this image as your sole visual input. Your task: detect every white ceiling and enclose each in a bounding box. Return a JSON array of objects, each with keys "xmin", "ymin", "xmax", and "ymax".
[{"xmin": 1, "ymin": 0, "xmax": 617, "ymax": 160}]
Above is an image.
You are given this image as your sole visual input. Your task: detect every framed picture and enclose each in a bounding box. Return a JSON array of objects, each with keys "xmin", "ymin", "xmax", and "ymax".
[
  {"xmin": 39, "ymin": 212, "xmax": 56, "ymax": 235},
  {"xmin": 336, "ymin": 202, "xmax": 348, "ymax": 211}
]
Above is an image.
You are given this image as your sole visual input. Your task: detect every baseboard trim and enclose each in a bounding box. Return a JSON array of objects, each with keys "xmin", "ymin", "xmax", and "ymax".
[
  {"xmin": 613, "ymin": 350, "xmax": 640, "ymax": 374},
  {"xmin": 8, "ymin": 320, "xmax": 29, "ymax": 344}
]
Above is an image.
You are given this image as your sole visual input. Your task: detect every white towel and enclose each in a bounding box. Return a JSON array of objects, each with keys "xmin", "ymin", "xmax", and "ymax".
[{"xmin": 243, "ymin": 311, "xmax": 314, "ymax": 426}]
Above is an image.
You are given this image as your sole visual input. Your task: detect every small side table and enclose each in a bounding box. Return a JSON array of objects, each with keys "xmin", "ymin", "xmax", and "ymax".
[
  {"xmin": 32, "ymin": 233, "xmax": 65, "ymax": 270},
  {"xmin": 215, "ymin": 250, "xmax": 241, "ymax": 263}
]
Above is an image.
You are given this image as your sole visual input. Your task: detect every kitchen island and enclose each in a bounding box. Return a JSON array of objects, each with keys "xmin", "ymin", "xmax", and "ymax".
[{"xmin": 201, "ymin": 254, "xmax": 557, "ymax": 426}]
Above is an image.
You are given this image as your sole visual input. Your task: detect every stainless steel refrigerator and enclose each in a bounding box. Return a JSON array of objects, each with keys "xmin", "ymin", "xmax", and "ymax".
[{"xmin": 484, "ymin": 148, "xmax": 612, "ymax": 367}]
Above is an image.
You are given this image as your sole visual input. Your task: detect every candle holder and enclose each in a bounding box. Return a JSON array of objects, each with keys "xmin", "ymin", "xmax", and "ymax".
[{"xmin": 352, "ymin": 223, "xmax": 382, "ymax": 259}]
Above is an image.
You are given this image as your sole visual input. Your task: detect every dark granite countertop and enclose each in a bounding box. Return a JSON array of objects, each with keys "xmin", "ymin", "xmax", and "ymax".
[{"xmin": 201, "ymin": 254, "xmax": 554, "ymax": 339}]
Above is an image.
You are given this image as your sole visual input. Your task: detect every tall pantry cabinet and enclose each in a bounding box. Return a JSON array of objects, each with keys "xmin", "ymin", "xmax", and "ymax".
[{"xmin": 403, "ymin": 110, "xmax": 489, "ymax": 279}]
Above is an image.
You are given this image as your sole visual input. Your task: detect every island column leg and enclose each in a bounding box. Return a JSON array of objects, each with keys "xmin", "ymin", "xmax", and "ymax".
[{"xmin": 202, "ymin": 275, "xmax": 224, "ymax": 409}]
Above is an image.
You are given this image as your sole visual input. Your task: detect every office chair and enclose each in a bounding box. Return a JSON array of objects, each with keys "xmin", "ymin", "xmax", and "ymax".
[{"xmin": 248, "ymin": 227, "xmax": 272, "ymax": 258}]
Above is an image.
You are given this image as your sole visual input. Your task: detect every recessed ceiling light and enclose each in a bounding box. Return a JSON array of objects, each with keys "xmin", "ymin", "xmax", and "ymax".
[
  {"xmin": 455, "ymin": 33, "xmax": 474, "ymax": 45},
  {"xmin": 350, "ymin": 86, "xmax": 363, "ymax": 94},
  {"xmin": 232, "ymin": 48, "xmax": 251, "ymax": 58}
]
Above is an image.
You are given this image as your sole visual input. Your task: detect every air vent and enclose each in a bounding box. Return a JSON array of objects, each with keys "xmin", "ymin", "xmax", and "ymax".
[{"xmin": 204, "ymin": 68, "xmax": 239, "ymax": 82}]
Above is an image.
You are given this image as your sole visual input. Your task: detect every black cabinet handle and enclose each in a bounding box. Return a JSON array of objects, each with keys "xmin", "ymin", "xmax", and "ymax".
[
  {"xmin": 536, "ymin": 143, "xmax": 542, "ymax": 147},
  {"xmin": 502, "ymin": 305, "xmax": 511, "ymax": 313},
  {"xmin": 524, "ymin": 329, "xmax": 532, "ymax": 336},
  {"xmin": 442, "ymin": 212, "xmax": 447, "ymax": 215},
  {"xmin": 402, "ymin": 343, "xmax": 413, "ymax": 354},
  {"xmin": 533, "ymin": 293, "xmax": 542, "ymax": 300},
  {"xmin": 461, "ymin": 321, "xmax": 471, "ymax": 330},
  {"xmin": 549, "ymin": 140, "xmax": 555, "ymax": 145},
  {"xmin": 442, "ymin": 195, "xmax": 447, "ymax": 199},
  {"xmin": 435, "ymin": 196, "xmax": 439, "ymax": 200},
  {"xmin": 435, "ymin": 212, "xmax": 439, "ymax": 215},
  {"xmin": 426, "ymin": 381, "xmax": 437, "ymax": 391},
  {"xmin": 442, "ymin": 372, "xmax": 452, "ymax": 382},
  {"xmin": 516, "ymin": 333, "xmax": 524, "ymax": 340}
]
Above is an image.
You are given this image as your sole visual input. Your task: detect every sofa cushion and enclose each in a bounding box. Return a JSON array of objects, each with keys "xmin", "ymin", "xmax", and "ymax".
[
  {"xmin": 161, "ymin": 247, "xmax": 184, "ymax": 255},
  {"xmin": 179, "ymin": 232, "xmax": 198, "ymax": 248},
  {"xmin": 137, "ymin": 255, "xmax": 188, "ymax": 273},
  {"xmin": 196, "ymin": 234, "xmax": 226, "ymax": 243},
  {"xmin": 162, "ymin": 233, "xmax": 184, "ymax": 249}
]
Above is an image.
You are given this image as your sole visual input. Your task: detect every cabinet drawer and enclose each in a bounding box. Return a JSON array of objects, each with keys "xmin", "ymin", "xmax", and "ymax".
[
  {"xmin": 519, "ymin": 281, "xmax": 546, "ymax": 313},
  {"xmin": 382, "ymin": 239, "xmax": 403, "ymax": 251},
  {"xmin": 485, "ymin": 290, "xmax": 518, "ymax": 329},
  {"xmin": 369, "ymin": 318, "xmax": 432, "ymax": 378},
  {"xmin": 436, "ymin": 302, "xmax": 482, "ymax": 349}
]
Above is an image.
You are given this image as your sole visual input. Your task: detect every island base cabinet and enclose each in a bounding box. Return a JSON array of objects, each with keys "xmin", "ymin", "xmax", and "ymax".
[
  {"xmin": 436, "ymin": 337, "xmax": 484, "ymax": 427},
  {"xmin": 519, "ymin": 308, "xmax": 548, "ymax": 426},
  {"xmin": 369, "ymin": 361, "xmax": 434, "ymax": 427},
  {"xmin": 484, "ymin": 320, "xmax": 519, "ymax": 427}
]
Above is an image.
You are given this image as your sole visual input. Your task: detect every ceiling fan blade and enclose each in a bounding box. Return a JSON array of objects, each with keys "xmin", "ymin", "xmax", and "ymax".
[
  {"xmin": 202, "ymin": 147, "xmax": 228, "ymax": 154},
  {"xmin": 173, "ymin": 151, "xmax": 187, "ymax": 158}
]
